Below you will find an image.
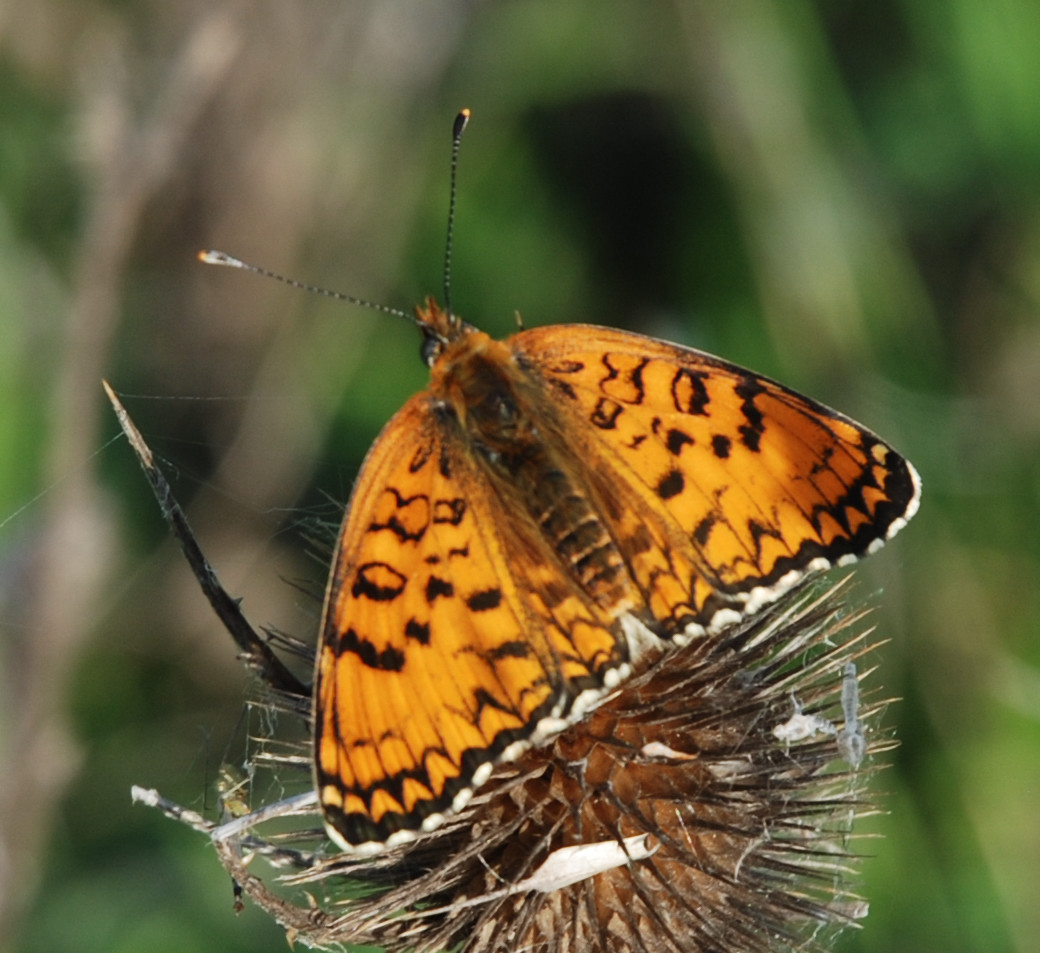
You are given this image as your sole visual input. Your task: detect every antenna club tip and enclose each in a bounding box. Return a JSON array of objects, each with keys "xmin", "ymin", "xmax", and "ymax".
[
  {"xmin": 453, "ymin": 109, "xmax": 471, "ymax": 141},
  {"xmin": 198, "ymin": 249, "xmax": 242, "ymax": 268}
]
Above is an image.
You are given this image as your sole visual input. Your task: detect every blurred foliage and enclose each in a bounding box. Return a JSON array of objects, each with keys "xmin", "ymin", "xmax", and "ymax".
[{"xmin": 0, "ymin": 2, "xmax": 1037, "ymax": 952}]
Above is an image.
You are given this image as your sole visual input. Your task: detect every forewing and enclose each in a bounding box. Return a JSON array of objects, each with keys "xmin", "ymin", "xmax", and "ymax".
[
  {"xmin": 314, "ymin": 393, "xmax": 624, "ymax": 851},
  {"xmin": 512, "ymin": 324, "xmax": 921, "ymax": 633}
]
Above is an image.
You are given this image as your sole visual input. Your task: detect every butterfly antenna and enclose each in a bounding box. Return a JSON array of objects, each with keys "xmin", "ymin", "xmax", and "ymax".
[
  {"xmin": 197, "ymin": 251, "xmax": 413, "ymax": 323},
  {"xmin": 443, "ymin": 108, "xmax": 470, "ymax": 323}
]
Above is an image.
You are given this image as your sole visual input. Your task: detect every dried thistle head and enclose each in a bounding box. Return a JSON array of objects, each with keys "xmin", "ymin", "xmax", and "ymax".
[{"xmin": 156, "ymin": 580, "xmax": 889, "ymax": 953}]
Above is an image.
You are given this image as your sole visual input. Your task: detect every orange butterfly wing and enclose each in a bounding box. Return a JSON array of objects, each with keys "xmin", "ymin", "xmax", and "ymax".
[
  {"xmin": 314, "ymin": 386, "xmax": 631, "ymax": 853},
  {"xmin": 511, "ymin": 323, "xmax": 921, "ymax": 630}
]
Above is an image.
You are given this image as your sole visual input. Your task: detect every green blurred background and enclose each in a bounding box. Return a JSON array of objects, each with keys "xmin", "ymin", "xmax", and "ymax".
[{"xmin": 1, "ymin": 2, "xmax": 1036, "ymax": 951}]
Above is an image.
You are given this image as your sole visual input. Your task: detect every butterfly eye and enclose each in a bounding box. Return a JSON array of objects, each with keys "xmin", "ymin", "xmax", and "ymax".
[{"xmin": 420, "ymin": 332, "xmax": 443, "ymax": 367}]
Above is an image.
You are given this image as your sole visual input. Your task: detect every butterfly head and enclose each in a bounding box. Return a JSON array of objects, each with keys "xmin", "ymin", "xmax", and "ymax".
[{"xmin": 416, "ymin": 296, "xmax": 474, "ymax": 367}]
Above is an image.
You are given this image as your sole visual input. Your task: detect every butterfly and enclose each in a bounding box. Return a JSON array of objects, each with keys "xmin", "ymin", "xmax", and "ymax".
[{"xmin": 313, "ymin": 294, "xmax": 921, "ymax": 855}]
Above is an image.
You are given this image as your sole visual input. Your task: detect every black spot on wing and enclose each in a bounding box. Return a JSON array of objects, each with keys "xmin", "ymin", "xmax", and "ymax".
[
  {"xmin": 353, "ymin": 563, "xmax": 407, "ymax": 602},
  {"xmin": 595, "ymin": 353, "xmax": 650, "ymax": 406},
  {"xmin": 336, "ymin": 627, "xmax": 405, "ymax": 671},
  {"xmin": 425, "ymin": 576, "xmax": 454, "ymax": 604},
  {"xmin": 623, "ymin": 358, "xmax": 649, "ymax": 403},
  {"xmin": 672, "ymin": 368, "xmax": 710, "ymax": 416},
  {"xmin": 466, "ymin": 588, "xmax": 502, "ymax": 612},
  {"xmin": 486, "ymin": 640, "xmax": 532, "ymax": 661},
  {"xmin": 543, "ymin": 358, "xmax": 586, "ymax": 375},
  {"xmin": 472, "ymin": 688, "xmax": 520, "ymax": 719},
  {"xmin": 591, "ymin": 398, "xmax": 623, "ymax": 429},
  {"xmin": 408, "ymin": 439, "xmax": 434, "ymax": 474},
  {"xmin": 665, "ymin": 427, "xmax": 694, "ymax": 455},
  {"xmin": 693, "ymin": 513, "xmax": 717, "ymax": 547},
  {"xmin": 434, "ymin": 443, "xmax": 452, "ymax": 479},
  {"xmin": 739, "ymin": 424, "xmax": 761, "ymax": 453},
  {"xmin": 369, "ymin": 489, "xmax": 429, "ymax": 542},
  {"xmin": 405, "ymin": 618, "xmax": 430, "ymax": 644},
  {"xmin": 735, "ymin": 376, "xmax": 766, "ymax": 451},
  {"xmin": 432, "ymin": 497, "xmax": 466, "ymax": 525},
  {"xmin": 747, "ymin": 518, "xmax": 788, "ymax": 564},
  {"xmin": 656, "ymin": 469, "xmax": 685, "ymax": 500},
  {"xmin": 711, "ymin": 434, "xmax": 732, "ymax": 459},
  {"xmin": 548, "ymin": 377, "xmax": 577, "ymax": 401}
]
